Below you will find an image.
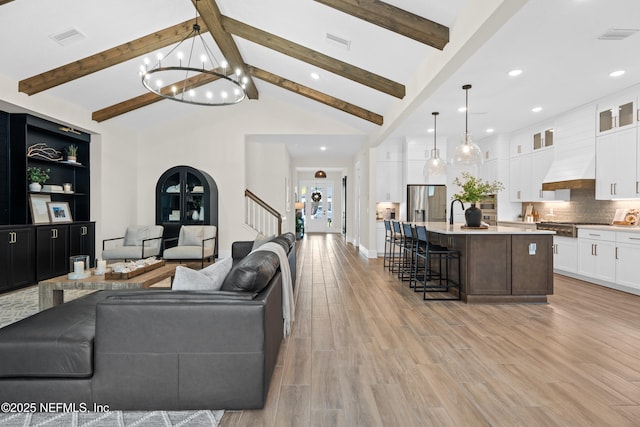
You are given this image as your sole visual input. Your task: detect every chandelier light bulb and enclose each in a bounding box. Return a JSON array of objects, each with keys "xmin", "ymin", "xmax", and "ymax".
[
  {"xmin": 189, "ymin": 90, "xmax": 196, "ymax": 97},
  {"xmin": 156, "ymin": 53, "xmax": 163, "ymax": 61},
  {"xmin": 242, "ymin": 76, "xmax": 249, "ymax": 84},
  {"xmin": 155, "ymin": 79, "xmax": 162, "ymax": 88},
  {"xmin": 221, "ymin": 91, "xmax": 228, "ymax": 99},
  {"xmin": 220, "ymin": 60, "xmax": 228, "ymax": 69},
  {"xmin": 235, "ymin": 68, "xmax": 242, "ymax": 76},
  {"xmin": 206, "ymin": 91, "xmax": 213, "ymax": 99},
  {"xmin": 171, "ymin": 86, "xmax": 177, "ymax": 94},
  {"xmin": 144, "ymin": 57, "xmax": 150, "ymax": 65}
]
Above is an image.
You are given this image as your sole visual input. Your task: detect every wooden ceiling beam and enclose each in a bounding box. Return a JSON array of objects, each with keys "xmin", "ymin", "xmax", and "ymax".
[
  {"xmin": 0, "ymin": 0, "xmax": 15, "ymax": 5},
  {"xmin": 194, "ymin": 0, "xmax": 258, "ymax": 99},
  {"xmin": 248, "ymin": 65, "xmax": 383, "ymax": 125},
  {"xmin": 19, "ymin": 19, "xmax": 203, "ymax": 95},
  {"xmin": 222, "ymin": 16, "xmax": 404, "ymax": 99},
  {"xmin": 314, "ymin": 0, "xmax": 449, "ymax": 50},
  {"xmin": 92, "ymin": 69, "xmax": 226, "ymax": 122}
]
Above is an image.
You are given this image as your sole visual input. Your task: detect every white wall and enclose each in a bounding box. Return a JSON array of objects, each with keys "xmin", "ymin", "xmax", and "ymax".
[
  {"xmin": 134, "ymin": 95, "xmax": 361, "ymax": 256},
  {"xmin": 245, "ymin": 140, "xmax": 293, "ymax": 234}
]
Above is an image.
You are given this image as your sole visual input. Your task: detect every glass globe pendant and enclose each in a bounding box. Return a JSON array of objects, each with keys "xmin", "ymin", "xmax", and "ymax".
[
  {"xmin": 452, "ymin": 84, "xmax": 483, "ymax": 165},
  {"xmin": 423, "ymin": 111, "xmax": 447, "ymax": 176}
]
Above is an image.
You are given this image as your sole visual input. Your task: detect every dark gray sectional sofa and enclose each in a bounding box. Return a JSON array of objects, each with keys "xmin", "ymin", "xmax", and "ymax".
[{"xmin": 0, "ymin": 232, "xmax": 296, "ymax": 410}]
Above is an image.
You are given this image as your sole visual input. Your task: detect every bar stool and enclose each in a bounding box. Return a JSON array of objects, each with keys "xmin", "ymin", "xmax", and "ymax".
[
  {"xmin": 400, "ymin": 223, "xmax": 416, "ymax": 282},
  {"xmin": 390, "ymin": 221, "xmax": 404, "ymax": 273},
  {"xmin": 383, "ymin": 220, "xmax": 393, "ymax": 269},
  {"xmin": 413, "ymin": 225, "xmax": 461, "ymax": 301}
]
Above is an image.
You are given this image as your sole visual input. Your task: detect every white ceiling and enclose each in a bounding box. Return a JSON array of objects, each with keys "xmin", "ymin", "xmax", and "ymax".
[{"xmin": 1, "ymin": 0, "xmax": 639, "ymax": 160}]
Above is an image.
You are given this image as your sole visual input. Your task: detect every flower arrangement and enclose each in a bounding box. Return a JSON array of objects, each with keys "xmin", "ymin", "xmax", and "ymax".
[
  {"xmin": 27, "ymin": 166, "xmax": 50, "ymax": 184},
  {"xmin": 452, "ymin": 172, "xmax": 504, "ymax": 204}
]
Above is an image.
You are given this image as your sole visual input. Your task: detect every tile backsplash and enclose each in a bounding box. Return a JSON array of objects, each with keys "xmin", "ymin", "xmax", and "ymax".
[{"xmin": 527, "ymin": 189, "xmax": 640, "ymax": 223}]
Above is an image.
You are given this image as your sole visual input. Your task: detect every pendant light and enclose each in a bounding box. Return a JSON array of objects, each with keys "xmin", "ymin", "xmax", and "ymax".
[
  {"xmin": 423, "ymin": 111, "xmax": 447, "ymax": 176},
  {"xmin": 452, "ymin": 84, "xmax": 483, "ymax": 165}
]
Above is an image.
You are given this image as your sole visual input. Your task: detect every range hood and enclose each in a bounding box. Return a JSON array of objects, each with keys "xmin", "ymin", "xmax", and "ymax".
[{"xmin": 542, "ymin": 149, "xmax": 595, "ymax": 191}]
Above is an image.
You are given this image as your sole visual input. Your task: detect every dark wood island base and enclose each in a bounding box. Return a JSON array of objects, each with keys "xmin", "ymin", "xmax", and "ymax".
[{"xmin": 420, "ymin": 223, "xmax": 555, "ymax": 304}]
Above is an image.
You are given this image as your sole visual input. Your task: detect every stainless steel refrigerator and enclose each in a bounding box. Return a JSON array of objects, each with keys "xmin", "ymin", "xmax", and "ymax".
[{"xmin": 406, "ymin": 185, "xmax": 447, "ymax": 222}]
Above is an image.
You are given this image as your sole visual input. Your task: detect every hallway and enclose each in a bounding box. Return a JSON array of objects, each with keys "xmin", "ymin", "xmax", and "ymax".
[{"xmin": 222, "ymin": 234, "xmax": 640, "ymax": 426}]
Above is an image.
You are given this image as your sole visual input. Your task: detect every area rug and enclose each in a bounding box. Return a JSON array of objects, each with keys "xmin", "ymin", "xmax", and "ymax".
[{"xmin": 0, "ymin": 286, "xmax": 224, "ymax": 427}]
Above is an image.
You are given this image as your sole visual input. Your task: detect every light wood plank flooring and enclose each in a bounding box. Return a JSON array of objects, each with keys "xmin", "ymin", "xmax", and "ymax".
[{"xmin": 222, "ymin": 233, "xmax": 640, "ymax": 426}]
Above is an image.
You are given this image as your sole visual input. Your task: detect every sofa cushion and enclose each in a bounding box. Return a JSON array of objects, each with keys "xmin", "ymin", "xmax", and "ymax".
[
  {"xmin": 172, "ymin": 257, "xmax": 233, "ymax": 291},
  {"xmin": 221, "ymin": 250, "xmax": 279, "ymax": 293},
  {"xmin": 0, "ymin": 291, "xmax": 110, "ymax": 378}
]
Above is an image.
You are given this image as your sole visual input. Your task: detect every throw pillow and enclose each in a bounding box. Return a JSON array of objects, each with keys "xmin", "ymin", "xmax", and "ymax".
[
  {"xmin": 124, "ymin": 226, "xmax": 148, "ymax": 246},
  {"xmin": 182, "ymin": 227, "xmax": 204, "ymax": 246},
  {"xmin": 201, "ymin": 257, "xmax": 233, "ymax": 285},
  {"xmin": 221, "ymin": 251, "xmax": 279, "ymax": 293},
  {"xmin": 172, "ymin": 259, "xmax": 232, "ymax": 291}
]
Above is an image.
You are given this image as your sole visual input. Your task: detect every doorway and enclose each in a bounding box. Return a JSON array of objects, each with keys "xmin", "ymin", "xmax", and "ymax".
[{"xmin": 300, "ymin": 180, "xmax": 335, "ymax": 233}]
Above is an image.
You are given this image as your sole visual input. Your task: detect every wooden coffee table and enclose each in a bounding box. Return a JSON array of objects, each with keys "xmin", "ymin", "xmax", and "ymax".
[{"xmin": 38, "ymin": 263, "xmax": 177, "ymax": 310}]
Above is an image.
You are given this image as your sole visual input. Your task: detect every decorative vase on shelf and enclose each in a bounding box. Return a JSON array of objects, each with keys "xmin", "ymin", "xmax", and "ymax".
[
  {"xmin": 192, "ymin": 210, "xmax": 199, "ymax": 221},
  {"xmin": 67, "ymin": 156, "xmax": 77, "ymax": 163},
  {"xmin": 465, "ymin": 203, "xmax": 482, "ymax": 227},
  {"xmin": 199, "ymin": 206, "xmax": 204, "ymax": 221},
  {"xmin": 29, "ymin": 182, "xmax": 41, "ymax": 192}
]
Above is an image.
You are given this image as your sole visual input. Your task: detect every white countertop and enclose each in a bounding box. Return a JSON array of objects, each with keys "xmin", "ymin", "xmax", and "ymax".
[
  {"xmin": 410, "ymin": 222, "xmax": 555, "ymax": 235},
  {"xmin": 577, "ymin": 224, "xmax": 640, "ymax": 234}
]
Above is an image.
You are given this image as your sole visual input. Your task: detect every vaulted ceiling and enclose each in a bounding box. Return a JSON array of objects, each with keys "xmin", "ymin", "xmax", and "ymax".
[{"xmin": 2, "ymin": 0, "xmax": 640, "ymax": 160}]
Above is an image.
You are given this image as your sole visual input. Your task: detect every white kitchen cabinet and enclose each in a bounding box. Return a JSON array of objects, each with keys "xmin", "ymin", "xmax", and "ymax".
[
  {"xmin": 597, "ymin": 95, "xmax": 636, "ymax": 135},
  {"xmin": 376, "ymin": 138, "xmax": 403, "ymax": 161},
  {"xmin": 615, "ymin": 232, "xmax": 640, "ymax": 290},
  {"xmin": 533, "ymin": 128, "xmax": 554, "ymax": 150},
  {"xmin": 376, "ymin": 160, "xmax": 402, "ymax": 202},
  {"xmin": 577, "ymin": 229, "xmax": 616, "ymax": 283},
  {"xmin": 553, "ymin": 236, "xmax": 578, "ymax": 273},
  {"xmin": 376, "ymin": 221, "xmax": 387, "ymax": 256},
  {"xmin": 509, "ymin": 153, "xmax": 531, "ymax": 202},
  {"xmin": 595, "ymin": 127, "xmax": 638, "ymax": 199},
  {"xmin": 510, "ymin": 129, "xmax": 531, "ymax": 157}
]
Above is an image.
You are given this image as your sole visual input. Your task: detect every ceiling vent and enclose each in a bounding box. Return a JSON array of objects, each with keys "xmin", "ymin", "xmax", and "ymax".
[
  {"xmin": 49, "ymin": 28, "xmax": 85, "ymax": 46},
  {"xmin": 597, "ymin": 28, "xmax": 639, "ymax": 41},
  {"xmin": 326, "ymin": 33, "xmax": 351, "ymax": 50}
]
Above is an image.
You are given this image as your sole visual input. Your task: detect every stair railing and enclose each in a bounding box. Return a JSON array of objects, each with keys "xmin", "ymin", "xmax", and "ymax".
[{"xmin": 244, "ymin": 189, "xmax": 282, "ymax": 236}]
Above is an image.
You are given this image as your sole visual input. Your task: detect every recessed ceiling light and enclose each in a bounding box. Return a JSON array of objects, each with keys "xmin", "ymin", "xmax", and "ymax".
[
  {"xmin": 310, "ymin": 72, "xmax": 320, "ymax": 80},
  {"xmin": 320, "ymin": 146, "xmax": 327, "ymax": 151},
  {"xmin": 486, "ymin": 128, "xmax": 495, "ymax": 133},
  {"xmin": 508, "ymin": 69, "xmax": 523, "ymax": 77},
  {"xmin": 609, "ymin": 70, "xmax": 625, "ymax": 77},
  {"xmin": 458, "ymin": 107, "xmax": 467, "ymax": 113},
  {"xmin": 427, "ymin": 128, "xmax": 435, "ymax": 133},
  {"xmin": 532, "ymin": 106, "xmax": 543, "ymax": 113}
]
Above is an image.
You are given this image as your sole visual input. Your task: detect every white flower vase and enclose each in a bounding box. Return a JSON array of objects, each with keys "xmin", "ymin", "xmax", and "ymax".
[
  {"xmin": 192, "ymin": 210, "xmax": 199, "ymax": 221},
  {"xmin": 199, "ymin": 206, "xmax": 204, "ymax": 220},
  {"xmin": 29, "ymin": 182, "xmax": 41, "ymax": 192}
]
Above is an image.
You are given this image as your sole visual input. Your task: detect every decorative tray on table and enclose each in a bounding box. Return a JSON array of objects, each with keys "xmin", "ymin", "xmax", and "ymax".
[
  {"xmin": 105, "ymin": 259, "xmax": 165, "ymax": 279},
  {"xmin": 461, "ymin": 225, "xmax": 489, "ymax": 229}
]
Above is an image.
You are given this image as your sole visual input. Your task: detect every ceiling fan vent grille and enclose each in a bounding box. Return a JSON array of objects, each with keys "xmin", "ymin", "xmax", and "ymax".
[
  {"xmin": 326, "ymin": 33, "xmax": 351, "ymax": 50},
  {"xmin": 49, "ymin": 28, "xmax": 85, "ymax": 46},
  {"xmin": 597, "ymin": 28, "xmax": 639, "ymax": 40}
]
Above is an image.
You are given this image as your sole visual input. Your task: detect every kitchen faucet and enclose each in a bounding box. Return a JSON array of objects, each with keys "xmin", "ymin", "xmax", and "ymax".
[{"xmin": 450, "ymin": 199, "xmax": 464, "ymax": 224}]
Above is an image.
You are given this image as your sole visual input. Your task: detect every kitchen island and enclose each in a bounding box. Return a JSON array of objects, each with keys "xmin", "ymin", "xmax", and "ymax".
[{"xmin": 415, "ymin": 222, "xmax": 555, "ymax": 303}]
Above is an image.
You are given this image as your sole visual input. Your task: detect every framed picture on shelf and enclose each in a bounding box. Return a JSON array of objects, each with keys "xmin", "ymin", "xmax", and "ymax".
[
  {"xmin": 46, "ymin": 201, "xmax": 73, "ymax": 223},
  {"xmin": 29, "ymin": 194, "xmax": 51, "ymax": 224}
]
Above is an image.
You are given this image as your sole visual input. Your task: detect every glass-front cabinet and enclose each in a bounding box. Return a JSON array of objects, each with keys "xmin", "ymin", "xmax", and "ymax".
[{"xmin": 155, "ymin": 165, "xmax": 218, "ymax": 254}]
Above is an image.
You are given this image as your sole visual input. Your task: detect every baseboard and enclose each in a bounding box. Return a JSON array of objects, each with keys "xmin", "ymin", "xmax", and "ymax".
[
  {"xmin": 554, "ymin": 270, "xmax": 640, "ymax": 297},
  {"xmin": 358, "ymin": 245, "xmax": 377, "ymax": 259}
]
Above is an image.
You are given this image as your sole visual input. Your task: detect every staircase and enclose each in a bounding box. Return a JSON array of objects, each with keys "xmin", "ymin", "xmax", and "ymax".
[{"xmin": 244, "ymin": 189, "xmax": 282, "ymax": 236}]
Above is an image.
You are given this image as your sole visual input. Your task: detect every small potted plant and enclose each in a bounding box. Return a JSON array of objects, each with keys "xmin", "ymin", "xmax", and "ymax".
[
  {"xmin": 65, "ymin": 144, "xmax": 78, "ymax": 162},
  {"xmin": 27, "ymin": 166, "xmax": 50, "ymax": 192},
  {"xmin": 452, "ymin": 172, "xmax": 504, "ymax": 227}
]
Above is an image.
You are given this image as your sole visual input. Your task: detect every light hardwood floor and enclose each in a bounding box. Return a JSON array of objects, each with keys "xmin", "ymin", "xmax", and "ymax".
[{"xmin": 222, "ymin": 233, "xmax": 640, "ymax": 426}]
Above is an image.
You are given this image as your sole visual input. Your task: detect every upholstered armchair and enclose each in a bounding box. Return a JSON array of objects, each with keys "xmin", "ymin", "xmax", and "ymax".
[
  {"xmin": 162, "ymin": 225, "xmax": 217, "ymax": 268},
  {"xmin": 102, "ymin": 225, "xmax": 164, "ymax": 262}
]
